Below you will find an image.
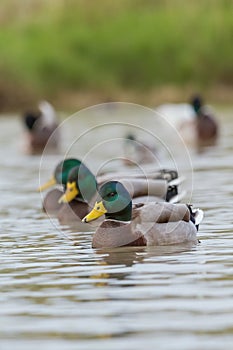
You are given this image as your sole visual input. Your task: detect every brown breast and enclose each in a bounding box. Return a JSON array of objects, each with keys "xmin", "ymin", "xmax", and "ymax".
[{"xmin": 92, "ymin": 220, "xmax": 146, "ymax": 248}]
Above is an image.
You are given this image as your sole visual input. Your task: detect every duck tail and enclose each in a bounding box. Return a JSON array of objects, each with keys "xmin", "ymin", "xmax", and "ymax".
[
  {"xmin": 166, "ymin": 175, "xmax": 186, "ymax": 204},
  {"xmin": 38, "ymin": 101, "xmax": 57, "ymax": 127},
  {"xmin": 187, "ymin": 205, "xmax": 204, "ymax": 231}
]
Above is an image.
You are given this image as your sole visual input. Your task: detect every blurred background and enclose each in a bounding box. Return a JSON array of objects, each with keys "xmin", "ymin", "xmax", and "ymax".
[{"xmin": 0, "ymin": 0, "xmax": 232, "ymax": 112}]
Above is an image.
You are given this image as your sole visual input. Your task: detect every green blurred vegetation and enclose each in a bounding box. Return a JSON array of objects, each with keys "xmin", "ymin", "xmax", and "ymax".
[{"xmin": 0, "ymin": 0, "xmax": 232, "ymax": 110}]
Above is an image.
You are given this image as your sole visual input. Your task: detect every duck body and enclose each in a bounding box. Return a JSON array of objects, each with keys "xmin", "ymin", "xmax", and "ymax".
[
  {"xmin": 57, "ymin": 199, "xmax": 90, "ymax": 224},
  {"xmin": 83, "ymin": 181, "xmax": 203, "ymax": 248},
  {"xmin": 42, "ymin": 188, "xmax": 64, "ymax": 214},
  {"xmin": 92, "ymin": 202, "xmax": 200, "ymax": 248},
  {"xmin": 195, "ymin": 109, "xmax": 218, "ymax": 145},
  {"xmin": 42, "ymin": 188, "xmax": 91, "ymax": 225}
]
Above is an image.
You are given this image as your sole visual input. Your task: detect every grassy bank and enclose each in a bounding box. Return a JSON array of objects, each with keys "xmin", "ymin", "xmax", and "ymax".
[{"xmin": 0, "ymin": 0, "xmax": 232, "ymax": 110}]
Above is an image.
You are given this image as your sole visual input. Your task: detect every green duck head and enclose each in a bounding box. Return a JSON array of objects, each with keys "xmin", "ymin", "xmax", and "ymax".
[
  {"xmin": 82, "ymin": 181, "xmax": 132, "ymax": 223},
  {"xmin": 59, "ymin": 162, "xmax": 97, "ymax": 203},
  {"xmin": 191, "ymin": 95, "xmax": 203, "ymax": 115},
  {"xmin": 38, "ymin": 158, "xmax": 81, "ymax": 192}
]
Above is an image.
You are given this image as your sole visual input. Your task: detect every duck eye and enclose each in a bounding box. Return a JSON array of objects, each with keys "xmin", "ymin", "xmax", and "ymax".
[{"xmin": 108, "ymin": 192, "xmax": 116, "ymax": 197}]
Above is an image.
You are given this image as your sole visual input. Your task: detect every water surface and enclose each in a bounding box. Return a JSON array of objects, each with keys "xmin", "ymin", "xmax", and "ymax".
[{"xmin": 0, "ymin": 108, "xmax": 232, "ymax": 350}]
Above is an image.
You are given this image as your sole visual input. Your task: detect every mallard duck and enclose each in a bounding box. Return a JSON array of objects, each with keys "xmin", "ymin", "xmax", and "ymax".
[
  {"xmin": 191, "ymin": 95, "xmax": 219, "ymax": 147},
  {"xmin": 22, "ymin": 101, "xmax": 59, "ymax": 154},
  {"xmin": 156, "ymin": 97, "xmax": 219, "ymax": 149},
  {"xmin": 82, "ymin": 181, "xmax": 203, "ymax": 248},
  {"xmin": 123, "ymin": 133, "xmax": 157, "ymax": 166},
  {"xmin": 38, "ymin": 158, "xmax": 97, "ymax": 223}
]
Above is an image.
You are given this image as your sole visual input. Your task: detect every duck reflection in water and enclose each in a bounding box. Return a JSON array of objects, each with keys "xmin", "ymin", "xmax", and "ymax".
[
  {"xmin": 96, "ymin": 244, "xmax": 197, "ymax": 267},
  {"xmin": 87, "ymin": 244, "xmax": 198, "ymax": 287}
]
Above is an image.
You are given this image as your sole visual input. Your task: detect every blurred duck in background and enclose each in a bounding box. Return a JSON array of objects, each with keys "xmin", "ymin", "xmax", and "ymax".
[
  {"xmin": 191, "ymin": 95, "xmax": 219, "ymax": 148},
  {"xmin": 123, "ymin": 133, "xmax": 157, "ymax": 166},
  {"xmin": 156, "ymin": 95, "xmax": 219, "ymax": 150},
  {"xmin": 22, "ymin": 101, "xmax": 59, "ymax": 154}
]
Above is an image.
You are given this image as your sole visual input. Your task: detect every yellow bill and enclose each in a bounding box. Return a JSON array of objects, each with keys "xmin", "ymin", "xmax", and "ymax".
[
  {"xmin": 58, "ymin": 181, "xmax": 79, "ymax": 203},
  {"xmin": 37, "ymin": 176, "xmax": 56, "ymax": 192},
  {"xmin": 82, "ymin": 201, "xmax": 107, "ymax": 223}
]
